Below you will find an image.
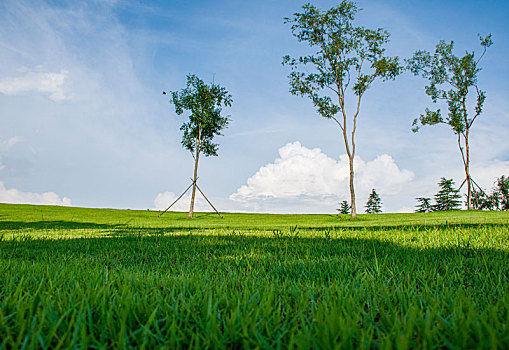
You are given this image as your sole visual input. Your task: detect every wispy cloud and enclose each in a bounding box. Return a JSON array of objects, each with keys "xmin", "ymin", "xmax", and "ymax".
[{"xmin": 0, "ymin": 70, "xmax": 69, "ymax": 101}]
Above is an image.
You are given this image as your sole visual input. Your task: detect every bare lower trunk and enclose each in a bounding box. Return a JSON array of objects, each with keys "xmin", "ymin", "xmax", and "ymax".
[
  {"xmin": 349, "ymin": 154, "xmax": 356, "ymax": 218},
  {"xmin": 188, "ymin": 126, "xmax": 202, "ymax": 218},
  {"xmin": 337, "ymin": 65, "xmax": 362, "ymax": 219},
  {"xmin": 188, "ymin": 151, "xmax": 200, "ymax": 218},
  {"xmin": 465, "ymin": 131, "xmax": 472, "ymax": 210}
]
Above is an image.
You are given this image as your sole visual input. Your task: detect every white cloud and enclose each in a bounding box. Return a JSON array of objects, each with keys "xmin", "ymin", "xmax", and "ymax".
[
  {"xmin": 230, "ymin": 141, "xmax": 414, "ymax": 212},
  {"xmin": 0, "ymin": 70, "xmax": 69, "ymax": 101},
  {"xmin": 0, "ymin": 181, "xmax": 71, "ymax": 206}
]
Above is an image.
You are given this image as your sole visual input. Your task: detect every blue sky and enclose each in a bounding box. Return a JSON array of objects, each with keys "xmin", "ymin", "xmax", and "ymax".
[{"xmin": 0, "ymin": 0, "xmax": 508, "ymax": 213}]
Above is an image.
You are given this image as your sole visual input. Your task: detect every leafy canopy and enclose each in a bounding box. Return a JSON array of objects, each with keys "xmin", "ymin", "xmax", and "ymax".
[
  {"xmin": 169, "ymin": 74, "xmax": 232, "ymax": 157},
  {"xmin": 407, "ymin": 35, "xmax": 493, "ymax": 134},
  {"xmin": 282, "ymin": 1, "xmax": 401, "ymax": 121}
]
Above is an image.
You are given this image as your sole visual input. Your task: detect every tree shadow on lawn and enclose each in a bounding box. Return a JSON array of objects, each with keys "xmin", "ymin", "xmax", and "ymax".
[
  {"xmin": 2, "ymin": 229, "xmax": 508, "ymax": 349},
  {"xmin": 307, "ymin": 222, "xmax": 509, "ymax": 232},
  {"xmin": 0, "ymin": 211, "xmax": 225, "ymax": 233},
  {"xmin": 1, "ymin": 233, "xmax": 508, "ymax": 284},
  {"xmin": 0, "ymin": 220, "xmax": 125, "ymax": 231},
  {"xmin": 2, "ymin": 217, "xmax": 508, "ymax": 238}
]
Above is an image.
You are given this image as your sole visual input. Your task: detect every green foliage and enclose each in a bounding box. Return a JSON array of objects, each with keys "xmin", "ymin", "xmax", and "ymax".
[
  {"xmin": 337, "ymin": 200, "xmax": 351, "ymax": 214},
  {"xmin": 407, "ymin": 34, "xmax": 492, "ymax": 210},
  {"xmin": 407, "ymin": 34, "xmax": 492, "ymax": 134},
  {"xmin": 433, "ymin": 178, "xmax": 461, "ymax": 211},
  {"xmin": 0, "ymin": 204, "xmax": 508, "ymax": 348},
  {"xmin": 283, "ymin": 1, "xmax": 401, "ymax": 217},
  {"xmin": 415, "ymin": 197, "xmax": 432, "ymax": 213},
  {"xmin": 365, "ymin": 189, "xmax": 382, "ymax": 214},
  {"xmin": 471, "ymin": 188, "xmax": 495, "ymax": 211},
  {"xmin": 282, "ymin": 1, "xmax": 401, "ymax": 121},
  {"xmin": 472, "ymin": 175, "xmax": 509, "ymax": 211},
  {"xmin": 497, "ymin": 175, "xmax": 509, "ymax": 211},
  {"xmin": 167, "ymin": 74, "xmax": 232, "ymax": 157}
]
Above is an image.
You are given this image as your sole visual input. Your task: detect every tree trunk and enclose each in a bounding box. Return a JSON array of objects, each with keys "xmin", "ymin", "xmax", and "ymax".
[
  {"xmin": 465, "ymin": 130, "xmax": 472, "ymax": 210},
  {"xmin": 349, "ymin": 154, "xmax": 357, "ymax": 218},
  {"xmin": 188, "ymin": 125, "xmax": 202, "ymax": 218},
  {"xmin": 339, "ymin": 113, "xmax": 357, "ymax": 219}
]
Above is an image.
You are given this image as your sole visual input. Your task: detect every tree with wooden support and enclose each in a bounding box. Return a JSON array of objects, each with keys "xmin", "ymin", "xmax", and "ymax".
[
  {"xmin": 162, "ymin": 74, "xmax": 232, "ymax": 218},
  {"xmin": 407, "ymin": 34, "xmax": 493, "ymax": 210}
]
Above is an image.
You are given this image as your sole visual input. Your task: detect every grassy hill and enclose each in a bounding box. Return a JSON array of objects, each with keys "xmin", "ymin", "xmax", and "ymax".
[{"xmin": 1, "ymin": 203, "xmax": 508, "ymax": 348}]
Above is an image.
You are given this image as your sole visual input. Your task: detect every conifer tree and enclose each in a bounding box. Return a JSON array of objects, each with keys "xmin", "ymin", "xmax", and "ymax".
[
  {"xmin": 337, "ymin": 200, "xmax": 351, "ymax": 215},
  {"xmin": 433, "ymin": 178, "xmax": 461, "ymax": 211},
  {"xmin": 365, "ymin": 189, "xmax": 382, "ymax": 214},
  {"xmin": 496, "ymin": 175, "xmax": 509, "ymax": 211},
  {"xmin": 415, "ymin": 197, "xmax": 432, "ymax": 213}
]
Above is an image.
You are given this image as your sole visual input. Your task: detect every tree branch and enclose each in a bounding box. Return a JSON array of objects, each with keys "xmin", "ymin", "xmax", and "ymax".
[
  {"xmin": 330, "ymin": 115, "xmax": 344, "ymax": 131},
  {"xmin": 469, "ymin": 85, "xmax": 483, "ymax": 127}
]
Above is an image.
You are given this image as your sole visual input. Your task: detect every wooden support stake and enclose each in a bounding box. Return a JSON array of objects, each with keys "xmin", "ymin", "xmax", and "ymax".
[
  {"xmin": 195, "ymin": 184, "xmax": 223, "ymax": 219},
  {"xmin": 457, "ymin": 178, "xmax": 467, "ymax": 191},
  {"xmin": 158, "ymin": 179, "xmax": 197, "ymax": 217}
]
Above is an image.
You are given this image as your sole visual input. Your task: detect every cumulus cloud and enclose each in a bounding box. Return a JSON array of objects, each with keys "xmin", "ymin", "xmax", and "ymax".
[
  {"xmin": 230, "ymin": 141, "xmax": 414, "ymax": 212},
  {"xmin": 0, "ymin": 70, "xmax": 69, "ymax": 101},
  {"xmin": 0, "ymin": 181, "xmax": 71, "ymax": 206}
]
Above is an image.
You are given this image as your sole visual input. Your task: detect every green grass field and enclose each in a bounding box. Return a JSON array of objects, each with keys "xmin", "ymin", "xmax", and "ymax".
[{"xmin": 1, "ymin": 203, "xmax": 508, "ymax": 348}]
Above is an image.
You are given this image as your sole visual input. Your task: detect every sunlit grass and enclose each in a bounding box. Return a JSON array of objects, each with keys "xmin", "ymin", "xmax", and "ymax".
[{"xmin": 0, "ymin": 203, "xmax": 508, "ymax": 348}]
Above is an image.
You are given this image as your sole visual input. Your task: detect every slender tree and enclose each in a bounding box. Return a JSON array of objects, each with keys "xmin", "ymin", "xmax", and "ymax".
[
  {"xmin": 337, "ymin": 200, "xmax": 351, "ymax": 214},
  {"xmin": 166, "ymin": 74, "xmax": 232, "ymax": 218},
  {"xmin": 283, "ymin": 1, "xmax": 401, "ymax": 218},
  {"xmin": 433, "ymin": 178, "xmax": 461, "ymax": 211},
  {"xmin": 407, "ymin": 35, "xmax": 493, "ymax": 210},
  {"xmin": 415, "ymin": 197, "xmax": 432, "ymax": 213},
  {"xmin": 365, "ymin": 189, "xmax": 382, "ymax": 214}
]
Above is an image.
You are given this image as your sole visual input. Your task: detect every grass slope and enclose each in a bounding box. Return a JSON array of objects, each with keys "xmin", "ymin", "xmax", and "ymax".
[{"xmin": 1, "ymin": 203, "xmax": 509, "ymax": 348}]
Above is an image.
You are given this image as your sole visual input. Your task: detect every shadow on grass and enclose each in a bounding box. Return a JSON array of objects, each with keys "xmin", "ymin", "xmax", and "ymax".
[
  {"xmin": 307, "ymin": 223, "xmax": 509, "ymax": 232},
  {"xmin": 1, "ymin": 233, "xmax": 508, "ymax": 281},
  {"xmin": 0, "ymin": 221, "xmax": 125, "ymax": 231},
  {"xmin": 2, "ymin": 219, "xmax": 507, "ymax": 235}
]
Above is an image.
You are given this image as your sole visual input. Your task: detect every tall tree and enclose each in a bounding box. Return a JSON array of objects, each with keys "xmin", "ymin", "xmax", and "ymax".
[
  {"xmin": 433, "ymin": 178, "xmax": 461, "ymax": 211},
  {"xmin": 407, "ymin": 35, "xmax": 493, "ymax": 210},
  {"xmin": 166, "ymin": 74, "xmax": 232, "ymax": 218},
  {"xmin": 283, "ymin": 1, "xmax": 401, "ymax": 218},
  {"xmin": 365, "ymin": 189, "xmax": 382, "ymax": 214}
]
